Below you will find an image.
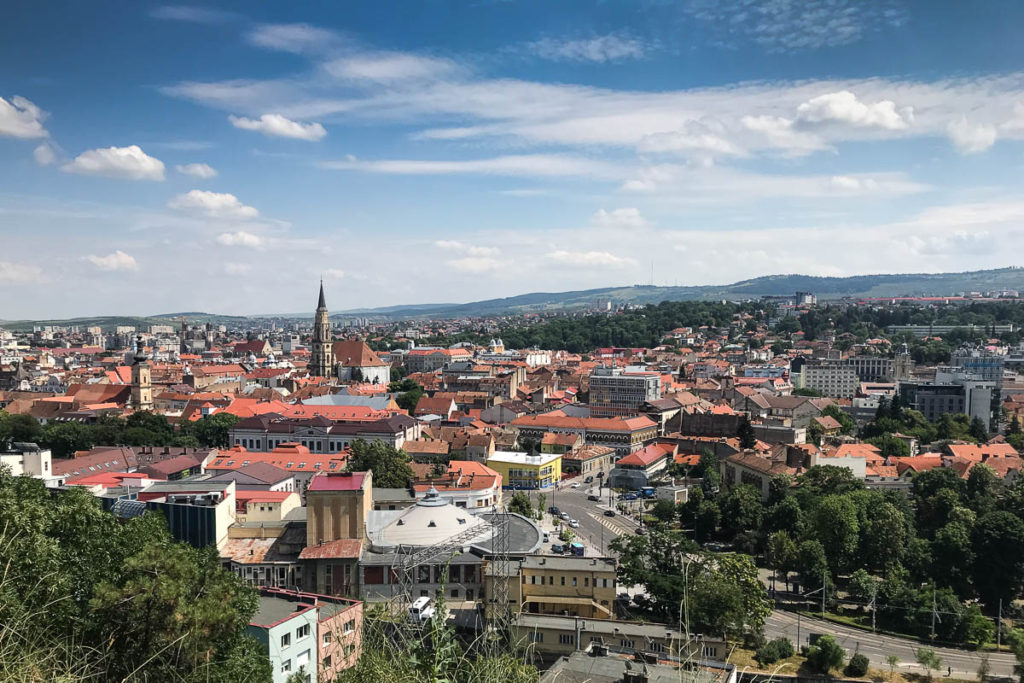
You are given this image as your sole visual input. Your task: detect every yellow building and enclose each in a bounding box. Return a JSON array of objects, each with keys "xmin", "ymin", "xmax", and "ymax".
[
  {"xmin": 484, "ymin": 555, "xmax": 616, "ymax": 621},
  {"xmin": 486, "ymin": 451, "xmax": 562, "ymax": 490}
]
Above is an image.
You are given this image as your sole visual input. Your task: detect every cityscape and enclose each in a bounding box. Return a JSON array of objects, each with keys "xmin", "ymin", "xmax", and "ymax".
[{"xmin": 4, "ymin": 2, "xmax": 1024, "ymax": 683}]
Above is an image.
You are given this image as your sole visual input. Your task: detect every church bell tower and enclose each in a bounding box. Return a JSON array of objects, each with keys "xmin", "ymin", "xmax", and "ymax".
[
  {"xmin": 130, "ymin": 334, "xmax": 153, "ymax": 411},
  {"xmin": 310, "ymin": 281, "xmax": 334, "ymax": 377}
]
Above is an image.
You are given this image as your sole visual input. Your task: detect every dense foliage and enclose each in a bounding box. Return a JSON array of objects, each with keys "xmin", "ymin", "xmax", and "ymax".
[
  {"xmin": 0, "ymin": 409, "xmax": 239, "ymax": 458},
  {"xmin": 0, "ymin": 468, "xmax": 269, "ymax": 682},
  {"xmin": 345, "ymin": 438, "xmax": 415, "ymax": 488}
]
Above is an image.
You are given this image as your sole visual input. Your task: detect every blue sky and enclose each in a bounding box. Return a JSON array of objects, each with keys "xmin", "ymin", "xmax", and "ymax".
[{"xmin": 2, "ymin": 0, "xmax": 1024, "ymax": 318}]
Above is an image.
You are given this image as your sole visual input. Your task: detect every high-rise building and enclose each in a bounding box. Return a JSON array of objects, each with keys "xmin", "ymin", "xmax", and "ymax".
[
  {"xmin": 310, "ymin": 281, "xmax": 334, "ymax": 377},
  {"xmin": 588, "ymin": 366, "xmax": 661, "ymax": 417}
]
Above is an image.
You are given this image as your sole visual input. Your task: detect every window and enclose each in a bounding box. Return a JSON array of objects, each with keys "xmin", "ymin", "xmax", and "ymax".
[
  {"xmin": 343, "ymin": 643, "xmax": 355, "ymax": 657},
  {"xmin": 620, "ymin": 639, "xmax": 636, "ymax": 649},
  {"xmin": 343, "ymin": 620, "xmax": 354, "ymax": 634},
  {"xmin": 451, "ymin": 589, "xmax": 459, "ymax": 598},
  {"xmin": 560, "ymin": 576, "xmax": 565, "ymax": 586},
  {"xmin": 558, "ymin": 634, "xmax": 575, "ymax": 645},
  {"xmin": 584, "ymin": 577, "xmax": 590, "ymax": 587},
  {"xmin": 529, "ymin": 632, "xmax": 544, "ymax": 643},
  {"xmin": 322, "ymin": 655, "xmax": 332, "ymax": 669},
  {"xmin": 281, "ymin": 659, "xmax": 291, "ymax": 673},
  {"xmin": 572, "ymin": 577, "xmax": 577, "ymax": 587},
  {"xmin": 280, "ymin": 632, "xmax": 291, "ymax": 648},
  {"xmin": 703, "ymin": 646, "xmax": 718, "ymax": 658},
  {"xmin": 323, "ymin": 632, "xmax": 333, "ymax": 646},
  {"xmin": 531, "ymin": 576, "xmax": 536, "ymax": 585},
  {"xmin": 296, "ymin": 623, "xmax": 310, "ymax": 640}
]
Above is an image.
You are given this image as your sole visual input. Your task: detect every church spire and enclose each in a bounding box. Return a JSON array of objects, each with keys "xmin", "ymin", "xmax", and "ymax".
[
  {"xmin": 311, "ymin": 280, "xmax": 334, "ymax": 378},
  {"xmin": 317, "ymin": 279, "xmax": 327, "ymax": 310}
]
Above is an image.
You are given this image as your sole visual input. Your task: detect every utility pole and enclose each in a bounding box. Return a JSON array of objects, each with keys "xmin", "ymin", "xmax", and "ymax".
[
  {"xmin": 931, "ymin": 590, "xmax": 938, "ymax": 640},
  {"xmin": 997, "ymin": 599, "xmax": 1002, "ymax": 649},
  {"xmin": 822, "ymin": 569, "xmax": 827, "ymax": 621},
  {"xmin": 870, "ymin": 584, "xmax": 876, "ymax": 633}
]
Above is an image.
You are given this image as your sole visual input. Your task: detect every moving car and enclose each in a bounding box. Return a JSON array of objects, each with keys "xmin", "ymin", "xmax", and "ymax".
[
  {"xmin": 587, "ymin": 494, "xmax": 600, "ymax": 502},
  {"xmin": 570, "ymin": 482, "xmax": 580, "ymax": 488},
  {"xmin": 549, "ymin": 506, "xmax": 560, "ymax": 516},
  {"xmin": 560, "ymin": 512, "xmax": 570, "ymax": 521},
  {"xmin": 635, "ymin": 526, "xmax": 647, "ymax": 535},
  {"xmin": 584, "ymin": 476, "xmax": 593, "ymax": 483},
  {"xmin": 603, "ymin": 509, "xmax": 616, "ymax": 517},
  {"xmin": 569, "ymin": 519, "xmax": 579, "ymax": 528},
  {"xmin": 621, "ymin": 493, "xmax": 638, "ymax": 501}
]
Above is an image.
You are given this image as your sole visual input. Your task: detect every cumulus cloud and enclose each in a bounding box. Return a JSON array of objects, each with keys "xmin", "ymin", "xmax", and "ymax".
[
  {"xmin": 446, "ymin": 256, "xmax": 500, "ymax": 273},
  {"xmin": 948, "ymin": 116, "xmax": 997, "ymax": 154},
  {"xmin": 590, "ymin": 208, "xmax": 649, "ymax": 229},
  {"xmin": 223, "ymin": 262, "xmax": 252, "ymax": 275},
  {"xmin": 638, "ymin": 120, "xmax": 745, "ymax": 158},
  {"xmin": 525, "ymin": 33, "xmax": 649, "ymax": 62},
  {"xmin": 544, "ymin": 250, "xmax": 635, "ymax": 267},
  {"xmin": 435, "ymin": 240, "xmax": 499, "ymax": 257},
  {"xmin": 796, "ymin": 91, "xmax": 913, "ymax": 130},
  {"xmin": 86, "ymin": 250, "xmax": 139, "ymax": 272},
  {"xmin": 33, "ymin": 142, "xmax": 59, "ymax": 166},
  {"xmin": 740, "ymin": 115, "xmax": 829, "ymax": 155},
  {"xmin": 229, "ymin": 113, "xmax": 326, "ymax": 141},
  {"xmin": 175, "ymin": 162, "xmax": 217, "ymax": 178},
  {"xmin": 61, "ymin": 145, "xmax": 165, "ymax": 180},
  {"xmin": 0, "ymin": 96, "xmax": 48, "ymax": 139},
  {"xmin": 216, "ymin": 231, "xmax": 265, "ymax": 248},
  {"xmin": 0, "ymin": 261, "xmax": 44, "ymax": 283},
  {"xmin": 168, "ymin": 190, "xmax": 259, "ymax": 219}
]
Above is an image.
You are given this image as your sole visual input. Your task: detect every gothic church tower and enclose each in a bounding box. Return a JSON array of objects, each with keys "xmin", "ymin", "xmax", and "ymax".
[
  {"xmin": 310, "ymin": 281, "xmax": 334, "ymax": 377},
  {"xmin": 130, "ymin": 334, "xmax": 153, "ymax": 411}
]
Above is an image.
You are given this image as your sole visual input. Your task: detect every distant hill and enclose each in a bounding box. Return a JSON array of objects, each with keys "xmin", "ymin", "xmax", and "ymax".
[
  {"xmin": 329, "ymin": 266, "xmax": 1024, "ymax": 319},
  {"xmin": 4, "ymin": 267, "xmax": 1022, "ymax": 330}
]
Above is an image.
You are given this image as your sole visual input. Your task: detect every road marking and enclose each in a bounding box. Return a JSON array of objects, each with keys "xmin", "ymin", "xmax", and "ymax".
[{"xmin": 589, "ymin": 512, "xmax": 632, "ymax": 536}]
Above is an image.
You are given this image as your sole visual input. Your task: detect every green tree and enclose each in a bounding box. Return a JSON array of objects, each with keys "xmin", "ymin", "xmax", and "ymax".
[
  {"xmin": 507, "ymin": 491, "xmax": 533, "ymax": 518},
  {"xmin": 688, "ymin": 552, "xmax": 771, "ymax": 639},
  {"xmin": 807, "ymin": 634, "xmax": 845, "ymax": 674},
  {"xmin": 796, "ymin": 465, "xmax": 863, "ymax": 498},
  {"xmin": 0, "ymin": 411, "xmax": 42, "ymax": 443},
  {"xmin": 886, "ymin": 654, "xmax": 900, "ymax": 680},
  {"xmin": 610, "ymin": 527, "xmax": 699, "ymax": 619},
  {"xmin": 796, "ymin": 539, "xmax": 829, "ymax": 587},
  {"xmin": 866, "ymin": 433, "xmax": 911, "ymax": 459},
  {"xmin": 822, "ymin": 404, "xmax": 856, "ymax": 435},
  {"xmin": 972, "ymin": 511, "xmax": 1024, "ymax": 607},
  {"xmin": 41, "ymin": 420, "xmax": 96, "ymax": 458},
  {"xmin": 650, "ymin": 498, "xmax": 677, "ymax": 525},
  {"xmin": 966, "ymin": 463, "xmax": 999, "ymax": 515},
  {"xmin": 969, "ymin": 416, "xmax": 989, "ymax": 442},
  {"xmin": 719, "ymin": 484, "xmax": 763, "ymax": 538},
  {"xmin": 931, "ymin": 522, "xmax": 974, "ymax": 595},
  {"xmin": 737, "ymin": 417, "xmax": 757, "ymax": 450},
  {"xmin": 846, "ymin": 653, "xmax": 870, "ymax": 677},
  {"xmin": 695, "ymin": 500, "xmax": 720, "ymax": 543},
  {"xmin": 345, "ymin": 439, "xmax": 415, "ymax": 488},
  {"xmin": 767, "ymin": 473, "xmax": 792, "ymax": 506},
  {"xmin": 766, "ymin": 496, "xmax": 804, "ymax": 537},
  {"xmin": 810, "ymin": 495, "xmax": 859, "ymax": 573},
  {"xmin": 916, "ymin": 648, "xmax": 942, "ymax": 681},
  {"xmin": 766, "ymin": 531, "xmax": 798, "ymax": 589},
  {"xmin": 860, "ymin": 502, "xmax": 908, "ymax": 571},
  {"xmin": 847, "ymin": 568, "xmax": 879, "ymax": 606},
  {"xmin": 187, "ymin": 412, "xmax": 241, "ymax": 448},
  {"xmin": 793, "ymin": 387, "xmax": 824, "ymax": 397}
]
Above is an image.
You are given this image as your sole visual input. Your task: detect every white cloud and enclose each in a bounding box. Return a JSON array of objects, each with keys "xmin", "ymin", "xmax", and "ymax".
[
  {"xmin": 322, "ymin": 154, "xmax": 621, "ymax": 179},
  {"xmin": 0, "ymin": 96, "xmax": 48, "ymax": 139},
  {"xmin": 948, "ymin": 116, "xmax": 997, "ymax": 154},
  {"xmin": 229, "ymin": 113, "xmax": 326, "ymax": 141},
  {"xmin": 324, "ymin": 268, "xmax": 345, "ymax": 279},
  {"xmin": 33, "ymin": 142, "xmax": 59, "ymax": 166},
  {"xmin": 446, "ymin": 256, "xmax": 500, "ymax": 273},
  {"xmin": 150, "ymin": 6, "xmax": 235, "ymax": 24},
  {"xmin": 86, "ymin": 250, "xmax": 138, "ymax": 272},
  {"xmin": 435, "ymin": 240, "xmax": 499, "ymax": 257},
  {"xmin": 175, "ymin": 162, "xmax": 217, "ymax": 178},
  {"xmin": 525, "ymin": 33, "xmax": 649, "ymax": 63},
  {"xmin": 544, "ymin": 250, "xmax": 635, "ymax": 267},
  {"xmin": 796, "ymin": 90, "xmax": 913, "ymax": 130},
  {"xmin": 684, "ymin": 0, "xmax": 908, "ymax": 53},
  {"xmin": 168, "ymin": 190, "xmax": 259, "ymax": 219},
  {"xmin": 223, "ymin": 262, "xmax": 252, "ymax": 275},
  {"xmin": 247, "ymin": 23, "xmax": 339, "ymax": 54},
  {"xmin": 830, "ymin": 175, "xmax": 878, "ymax": 191},
  {"xmin": 0, "ymin": 261, "xmax": 43, "ymax": 283},
  {"xmin": 740, "ymin": 115, "xmax": 829, "ymax": 155},
  {"xmin": 324, "ymin": 53, "xmax": 461, "ymax": 83},
  {"xmin": 590, "ymin": 208, "xmax": 649, "ymax": 229},
  {"xmin": 61, "ymin": 145, "xmax": 165, "ymax": 181},
  {"xmin": 216, "ymin": 231, "xmax": 265, "ymax": 248},
  {"xmin": 637, "ymin": 120, "xmax": 746, "ymax": 158}
]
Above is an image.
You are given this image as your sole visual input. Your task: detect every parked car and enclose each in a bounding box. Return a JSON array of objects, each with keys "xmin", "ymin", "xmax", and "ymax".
[
  {"xmin": 635, "ymin": 526, "xmax": 647, "ymax": 535},
  {"xmin": 549, "ymin": 506, "xmax": 560, "ymax": 516},
  {"xmin": 621, "ymin": 493, "xmax": 638, "ymax": 501},
  {"xmin": 569, "ymin": 542, "xmax": 585, "ymax": 556},
  {"xmin": 584, "ymin": 476, "xmax": 593, "ymax": 483},
  {"xmin": 569, "ymin": 519, "xmax": 579, "ymax": 528},
  {"xmin": 604, "ymin": 509, "xmax": 616, "ymax": 517},
  {"xmin": 560, "ymin": 512, "xmax": 570, "ymax": 521},
  {"xmin": 551, "ymin": 544, "xmax": 565, "ymax": 554},
  {"xmin": 587, "ymin": 494, "xmax": 600, "ymax": 502},
  {"xmin": 542, "ymin": 532, "xmax": 550, "ymax": 543}
]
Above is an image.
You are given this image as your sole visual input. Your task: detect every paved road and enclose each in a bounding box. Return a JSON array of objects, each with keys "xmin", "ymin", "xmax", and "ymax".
[
  {"xmin": 533, "ymin": 479, "xmax": 640, "ymax": 557},
  {"xmin": 765, "ymin": 610, "xmax": 1016, "ymax": 678}
]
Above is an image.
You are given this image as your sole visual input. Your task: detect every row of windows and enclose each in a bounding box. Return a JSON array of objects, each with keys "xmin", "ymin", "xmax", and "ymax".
[{"xmin": 525, "ymin": 574, "xmax": 611, "ymax": 588}]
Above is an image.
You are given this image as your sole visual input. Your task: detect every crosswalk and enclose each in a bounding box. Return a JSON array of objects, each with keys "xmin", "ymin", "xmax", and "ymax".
[{"xmin": 589, "ymin": 512, "xmax": 634, "ymax": 537}]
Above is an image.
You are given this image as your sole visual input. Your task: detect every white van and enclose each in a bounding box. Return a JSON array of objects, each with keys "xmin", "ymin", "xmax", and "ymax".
[{"xmin": 408, "ymin": 596, "xmax": 435, "ymax": 624}]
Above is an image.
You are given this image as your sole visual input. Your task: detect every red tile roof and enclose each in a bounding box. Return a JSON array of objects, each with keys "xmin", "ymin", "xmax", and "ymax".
[
  {"xmin": 308, "ymin": 471, "xmax": 367, "ymax": 491},
  {"xmin": 298, "ymin": 538, "xmax": 363, "ymax": 560}
]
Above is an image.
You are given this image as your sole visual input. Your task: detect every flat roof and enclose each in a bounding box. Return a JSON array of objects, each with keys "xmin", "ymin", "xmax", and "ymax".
[
  {"xmin": 487, "ymin": 451, "xmax": 561, "ymax": 466},
  {"xmin": 308, "ymin": 471, "xmax": 367, "ymax": 491},
  {"xmin": 250, "ymin": 595, "xmax": 314, "ymax": 628}
]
